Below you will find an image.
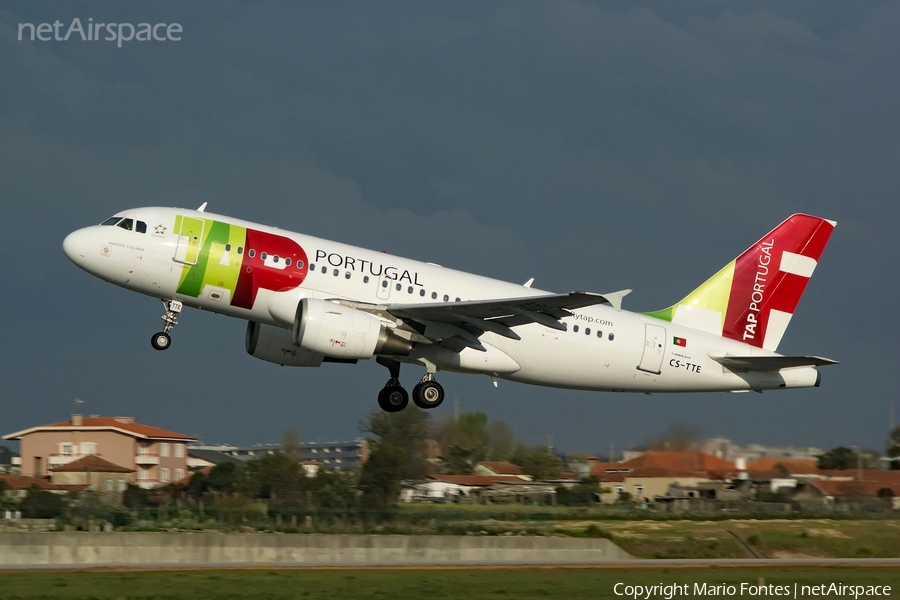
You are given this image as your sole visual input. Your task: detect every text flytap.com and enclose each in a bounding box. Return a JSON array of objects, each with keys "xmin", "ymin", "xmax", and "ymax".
[{"xmin": 18, "ymin": 18, "xmax": 182, "ymax": 48}]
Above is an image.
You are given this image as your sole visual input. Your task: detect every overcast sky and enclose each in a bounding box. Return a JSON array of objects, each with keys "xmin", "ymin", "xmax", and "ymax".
[{"xmin": 1, "ymin": 1, "xmax": 897, "ymax": 456}]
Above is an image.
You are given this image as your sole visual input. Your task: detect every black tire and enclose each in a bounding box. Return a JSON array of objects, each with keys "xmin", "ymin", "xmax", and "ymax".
[
  {"xmin": 377, "ymin": 385, "xmax": 409, "ymax": 412},
  {"xmin": 412, "ymin": 380, "xmax": 444, "ymax": 409},
  {"xmin": 151, "ymin": 332, "xmax": 171, "ymax": 351}
]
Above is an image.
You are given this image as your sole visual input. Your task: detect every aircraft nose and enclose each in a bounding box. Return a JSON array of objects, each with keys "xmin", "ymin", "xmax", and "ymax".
[{"xmin": 63, "ymin": 228, "xmax": 89, "ymax": 265}]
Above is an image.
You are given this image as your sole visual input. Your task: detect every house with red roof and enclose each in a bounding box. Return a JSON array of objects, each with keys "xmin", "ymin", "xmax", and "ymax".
[
  {"xmin": 589, "ymin": 451, "xmax": 738, "ymax": 503},
  {"xmin": 3, "ymin": 414, "xmax": 196, "ymax": 489}
]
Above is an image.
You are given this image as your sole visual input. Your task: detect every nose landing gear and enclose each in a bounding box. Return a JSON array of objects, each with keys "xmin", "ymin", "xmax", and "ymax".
[{"xmin": 151, "ymin": 299, "xmax": 182, "ymax": 351}]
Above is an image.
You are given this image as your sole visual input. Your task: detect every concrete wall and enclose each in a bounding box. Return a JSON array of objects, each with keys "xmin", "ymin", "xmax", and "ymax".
[{"xmin": 0, "ymin": 533, "xmax": 632, "ymax": 567}]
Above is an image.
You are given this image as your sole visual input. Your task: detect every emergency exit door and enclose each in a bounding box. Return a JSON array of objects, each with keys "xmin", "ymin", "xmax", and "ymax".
[{"xmin": 637, "ymin": 323, "xmax": 666, "ymax": 374}]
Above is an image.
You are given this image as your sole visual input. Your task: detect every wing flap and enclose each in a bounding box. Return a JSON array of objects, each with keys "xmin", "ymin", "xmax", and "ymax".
[
  {"xmin": 711, "ymin": 355, "xmax": 839, "ymax": 372},
  {"xmin": 388, "ymin": 290, "xmax": 627, "ymax": 335}
]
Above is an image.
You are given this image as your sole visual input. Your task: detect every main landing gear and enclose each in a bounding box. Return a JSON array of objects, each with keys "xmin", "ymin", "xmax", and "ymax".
[
  {"xmin": 151, "ymin": 299, "xmax": 182, "ymax": 351},
  {"xmin": 376, "ymin": 358, "xmax": 445, "ymax": 412}
]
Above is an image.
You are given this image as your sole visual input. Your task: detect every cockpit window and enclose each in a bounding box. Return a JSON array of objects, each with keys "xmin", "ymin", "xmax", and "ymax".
[
  {"xmin": 116, "ymin": 218, "xmax": 134, "ymax": 231},
  {"xmin": 136, "ymin": 221, "xmax": 147, "ymax": 234},
  {"xmin": 101, "ymin": 217, "xmax": 122, "ymax": 226}
]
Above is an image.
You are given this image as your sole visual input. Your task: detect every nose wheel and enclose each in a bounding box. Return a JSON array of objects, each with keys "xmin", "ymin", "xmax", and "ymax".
[
  {"xmin": 151, "ymin": 299, "xmax": 182, "ymax": 351},
  {"xmin": 151, "ymin": 332, "xmax": 171, "ymax": 350}
]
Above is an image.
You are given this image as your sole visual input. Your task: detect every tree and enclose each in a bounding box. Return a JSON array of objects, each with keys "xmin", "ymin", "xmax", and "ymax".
[
  {"xmin": 887, "ymin": 425, "xmax": 900, "ymax": 471},
  {"xmin": 435, "ymin": 411, "xmax": 512, "ymax": 470},
  {"xmin": 510, "ymin": 444, "xmax": 563, "ymax": 480},
  {"xmin": 205, "ymin": 461, "xmax": 245, "ymax": 494},
  {"xmin": 366, "ymin": 406, "xmax": 430, "ymax": 480},
  {"xmin": 443, "ymin": 444, "xmax": 476, "ymax": 475},
  {"xmin": 358, "ymin": 442, "xmax": 404, "ymax": 512},
  {"xmin": 123, "ymin": 483, "xmax": 154, "ymax": 509},
  {"xmin": 246, "ymin": 452, "xmax": 306, "ymax": 500},
  {"xmin": 486, "ymin": 420, "xmax": 514, "ymax": 461},
  {"xmin": 817, "ymin": 446, "xmax": 867, "ymax": 470},
  {"xmin": 20, "ymin": 488, "xmax": 66, "ymax": 519}
]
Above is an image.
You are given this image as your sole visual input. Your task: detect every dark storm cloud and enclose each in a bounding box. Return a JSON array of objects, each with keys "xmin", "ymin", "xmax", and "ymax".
[{"xmin": 1, "ymin": 1, "xmax": 897, "ymax": 453}]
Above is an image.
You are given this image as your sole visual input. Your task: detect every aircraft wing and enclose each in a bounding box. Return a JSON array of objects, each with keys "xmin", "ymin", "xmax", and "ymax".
[
  {"xmin": 386, "ymin": 290, "xmax": 630, "ymax": 348},
  {"xmin": 711, "ymin": 355, "xmax": 840, "ymax": 372}
]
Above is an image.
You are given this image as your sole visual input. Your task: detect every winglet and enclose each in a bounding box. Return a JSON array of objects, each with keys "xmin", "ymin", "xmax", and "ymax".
[
  {"xmin": 602, "ymin": 289, "xmax": 632, "ymax": 311},
  {"xmin": 197, "ymin": 202, "xmax": 208, "ymax": 212}
]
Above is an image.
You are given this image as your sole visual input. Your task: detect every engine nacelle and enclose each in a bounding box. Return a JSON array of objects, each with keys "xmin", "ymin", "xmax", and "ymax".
[
  {"xmin": 292, "ymin": 298, "xmax": 412, "ymax": 360},
  {"xmin": 246, "ymin": 321, "xmax": 324, "ymax": 367}
]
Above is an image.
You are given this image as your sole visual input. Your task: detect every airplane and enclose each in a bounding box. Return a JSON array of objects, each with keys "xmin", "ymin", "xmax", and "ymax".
[{"xmin": 63, "ymin": 207, "xmax": 838, "ymax": 412}]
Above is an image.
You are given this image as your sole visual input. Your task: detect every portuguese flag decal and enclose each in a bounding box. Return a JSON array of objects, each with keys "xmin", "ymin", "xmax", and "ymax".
[{"xmin": 673, "ymin": 336, "xmax": 687, "ymax": 347}]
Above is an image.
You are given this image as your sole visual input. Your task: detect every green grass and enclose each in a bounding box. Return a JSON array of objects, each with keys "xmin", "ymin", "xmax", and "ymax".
[
  {"xmin": 0, "ymin": 567, "xmax": 897, "ymax": 600},
  {"xmin": 603, "ymin": 518, "xmax": 900, "ymax": 559}
]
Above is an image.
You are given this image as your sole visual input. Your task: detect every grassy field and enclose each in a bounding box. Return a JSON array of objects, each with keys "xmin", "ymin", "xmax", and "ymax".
[
  {"xmin": 384, "ymin": 511, "xmax": 900, "ymax": 559},
  {"xmin": 0, "ymin": 567, "xmax": 897, "ymax": 600},
  {"xmin": 596, "ymin": 519, "xmax": 900, "ymax": 559}
]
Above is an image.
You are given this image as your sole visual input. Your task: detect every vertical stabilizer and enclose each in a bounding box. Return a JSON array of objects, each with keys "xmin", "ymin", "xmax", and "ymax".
[{"xmin": 645, "ymin": 214, "xmax": 836, "ymax": 351}]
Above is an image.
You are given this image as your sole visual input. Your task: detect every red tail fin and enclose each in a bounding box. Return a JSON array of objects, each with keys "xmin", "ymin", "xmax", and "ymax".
[
  {"xmin": 647, "ymin": 214, "xmax": 836, "ymax": 351},
  {"xmin": 723, "ymin": 214, "xmax": 835, "ymax": 350}
]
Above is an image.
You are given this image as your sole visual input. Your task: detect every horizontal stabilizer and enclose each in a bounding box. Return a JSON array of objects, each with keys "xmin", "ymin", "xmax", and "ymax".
[{"xmin": 711, "ymin": 355, "xmax": 839, "ymax": 372}]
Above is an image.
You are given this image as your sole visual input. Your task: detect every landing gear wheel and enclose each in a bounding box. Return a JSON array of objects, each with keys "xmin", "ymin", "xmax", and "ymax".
[
  {"xmin": 378, "ymin": 385, "xmax": 409, "ymax": 412},
  {"xmin": 413, "ymin": 380, "xmax": 444, "ymax": 409},
  {"xmin": 151, "ymin": 331, "xmax": 171, "ymax": 351},
  {"xmin": 152, "ymin": 299, "xmax": 182, "ymax": 351}
]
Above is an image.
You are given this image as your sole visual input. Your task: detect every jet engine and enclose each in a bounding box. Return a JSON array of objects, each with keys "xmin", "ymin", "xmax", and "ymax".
[
  {"xmin": 246, "ymin": 321, "xmax": 325, "ymax": 367},
  {"xmin": 292, "ymin": 298, "xmax": 412, "ymax": 360}
]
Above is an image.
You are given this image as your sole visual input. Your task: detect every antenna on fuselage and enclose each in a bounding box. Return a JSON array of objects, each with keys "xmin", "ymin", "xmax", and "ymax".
[
  {"xmin": 523, "ymin": 278, "xmax": 534, "ymax": 288},
  {"xmin": 197, "ymin": 202, "xmax": 208, "ymax": 212}
]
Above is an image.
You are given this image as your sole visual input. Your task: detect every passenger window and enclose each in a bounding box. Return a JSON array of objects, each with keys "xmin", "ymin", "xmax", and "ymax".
[
  {"xmin": 608, "ymin": 333, "xmax": 614, "ymax": 341},
  {"xmin": 396, "ymin": 283, "xmax": 402, "ymax": 291},
  {"xmin": 585, "ymin": 328, "xmax": 591, "ymax": 336},
  {"xmin": 382, "ymin": 280, "xmax": 389, "ymax": 288},
  {"xmin": 261, "ymin": 252, "xmax": 268, "ymax": 260},
  {"xmin": 408, "ymin": 286, "xmax": 414, "ymax": 294},
  {"xmin": 101, "ymin": 217, "xmax": 121, "ymax": 226},
  {"xmin": 345, "ymin": 272, "xmax": 351, "ymax": 279},
  {"xmin": 273, "ymin": 255, "xmax": 279, "ymax": 263},
  {"xmin": 443, "ymin": 295, "xmax": 449, "ymax": 302},
  {"xmin": 596, "ymin": 330, "xmax": 603, "ymax": 338},
  {"xmin": 455, "ymin": 297, "xmax": 461, "ymax": 302},
  {"xmin": 116, "ymin": 218, "xmax": 134, "ymax": 231},
  {"xmin": 321, "ymin": 266, "xmax": 327, "ymax": 273},
  {"xmin": 364, "ymin": 276, "xmax": 370, "ymax": 284},
  {"xmin": 573, "ymin": 325, "xmax": 579, "ymax": 333},
  {"xmin": 285, "ymin": 257, "xmax": 291, "ymax": 266},
  {"xmin": 431, "ymin": 292, "xmax": 437, "ymax": 299},
  {"xmin": 237, "ymin": 247, "xmax": 243, "ymax": 255},
  {"xmin": 249, "ymin": 249, "xmax": 256, "ymax": 258},
  {"xmin": 136, "ymin": 221, "xmax": 147, "ymax": 234},
  {"xmin": 225, "ymin": 243, "xmax": 232, "ymax": 252},
  {"xmin": 309, "ymin": 263, "xmax": 315, "ymax": 271},
  {"xmin": 333, "ymin": 269, "xmax": 339, "ymax": 277}
]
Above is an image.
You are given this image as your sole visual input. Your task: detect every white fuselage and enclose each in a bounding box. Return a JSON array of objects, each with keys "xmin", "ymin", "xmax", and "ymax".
[{"xmin": 63, "ymin": 207, "xmax": 820, "ymax": 393}]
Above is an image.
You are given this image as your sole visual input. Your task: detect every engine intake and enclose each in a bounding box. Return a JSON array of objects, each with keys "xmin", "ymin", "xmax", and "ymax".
[{"xmin": 292, "ymin": 298, "xmax": 412, "ymax": 360}]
